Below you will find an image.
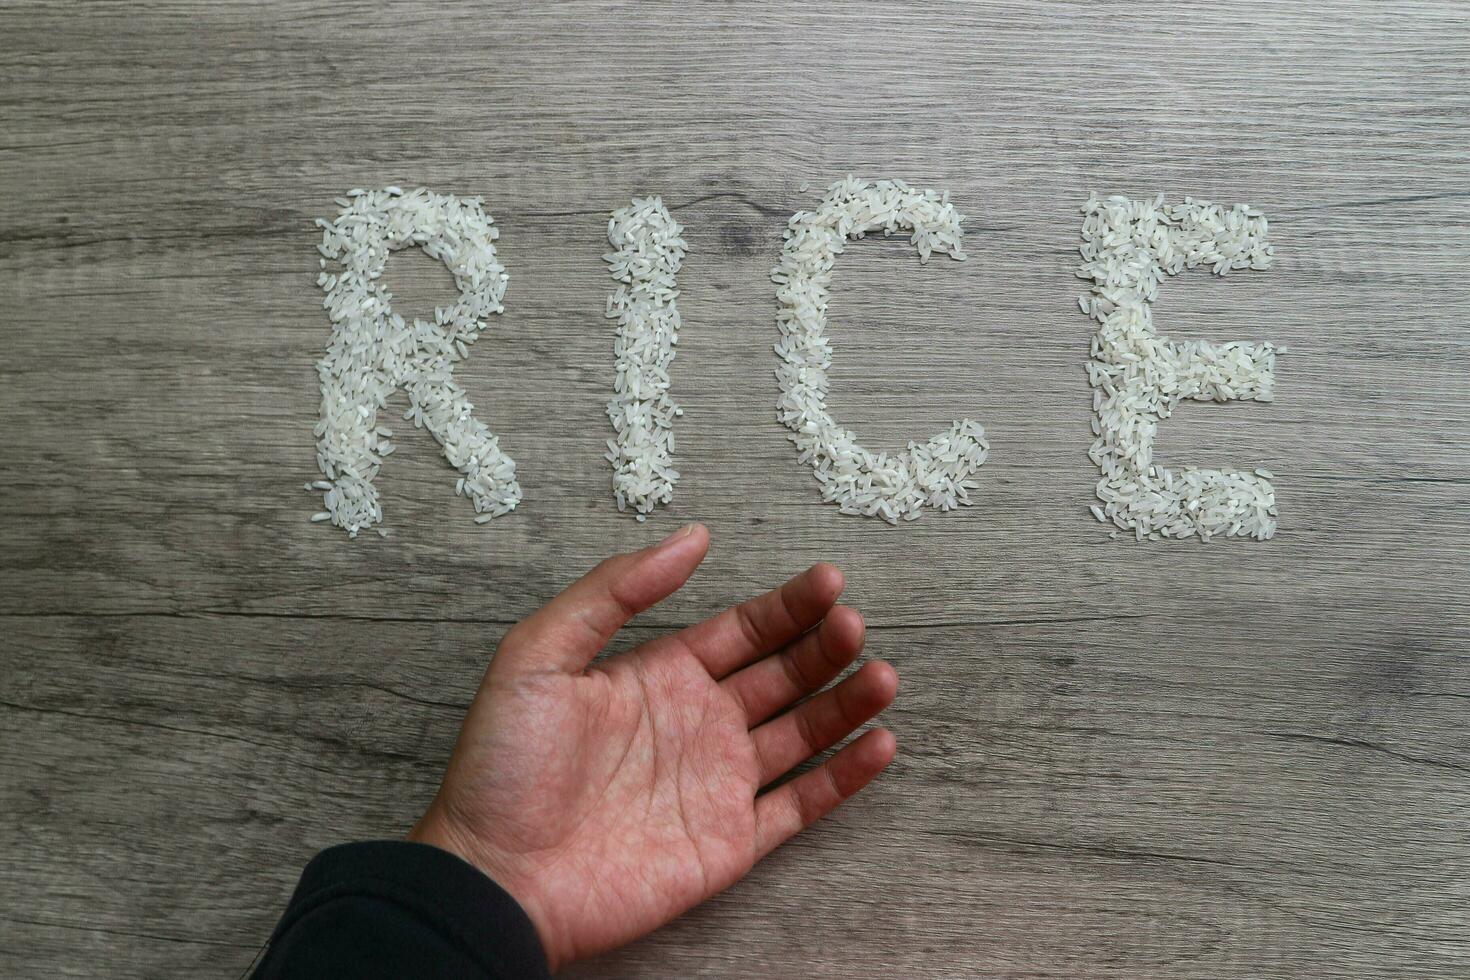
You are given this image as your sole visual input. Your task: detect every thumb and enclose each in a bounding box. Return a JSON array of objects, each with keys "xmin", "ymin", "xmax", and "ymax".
[{"xmin": 494, "ymin": 523, "xmax": 709, "ymax": 674}]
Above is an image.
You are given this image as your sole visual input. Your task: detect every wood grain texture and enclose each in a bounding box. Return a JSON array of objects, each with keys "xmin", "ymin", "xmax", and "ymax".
[{"xmin": 2, "ymin": 1, "xmax": 1469, "ymax": 976}]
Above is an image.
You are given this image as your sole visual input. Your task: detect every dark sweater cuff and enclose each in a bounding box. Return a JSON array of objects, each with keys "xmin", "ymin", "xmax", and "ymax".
[{"xmin": 271, "ymin": 841, "xmax": 550, "ymax": 979}]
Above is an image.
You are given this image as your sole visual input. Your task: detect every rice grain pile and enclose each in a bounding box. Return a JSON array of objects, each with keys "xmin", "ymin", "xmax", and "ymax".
[
  {"xmin": 1078, "ymin": 193, "xmax": 1277, "ymax": 541},
  {"xmin": 310, "ymin": 187, "xmax": 521, "ymax": 537},
  {"xmin": 604, "ymin": 197, "xmax": 687, "ymax": 520},
  {"xmin": 773, "ymin": 176, "xmax": 989, "ymax": 524}
]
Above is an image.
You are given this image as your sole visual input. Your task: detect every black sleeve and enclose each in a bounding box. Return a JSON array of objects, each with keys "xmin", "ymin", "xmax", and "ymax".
[{"xmin": 251, "ymin": 841, "xmax": 551, "ymax": 980}]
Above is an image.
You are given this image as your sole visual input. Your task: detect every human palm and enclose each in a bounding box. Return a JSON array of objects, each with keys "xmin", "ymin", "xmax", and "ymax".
[{"xmin": 410, "ymin": 524, "xmax": 897, "ymax": 971}]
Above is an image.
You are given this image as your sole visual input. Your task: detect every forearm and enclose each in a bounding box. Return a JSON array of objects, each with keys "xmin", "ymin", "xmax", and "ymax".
[{"xmin": 251, "ymin": 842, "xmax": 550, "ymax": 980}]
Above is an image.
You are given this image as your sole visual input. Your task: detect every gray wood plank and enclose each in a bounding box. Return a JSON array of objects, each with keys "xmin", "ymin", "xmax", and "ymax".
[{"xmin": 2, "ymin": 1, "xmax": 1468, "ymax": 976}]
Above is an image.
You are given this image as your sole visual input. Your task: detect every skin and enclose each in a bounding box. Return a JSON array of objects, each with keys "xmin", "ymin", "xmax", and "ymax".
[{"xmin": 409, "ymin": 523, "xmax": 898, "ymax": 971}]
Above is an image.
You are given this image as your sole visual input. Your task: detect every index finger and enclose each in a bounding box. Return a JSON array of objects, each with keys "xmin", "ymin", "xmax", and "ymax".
[{"xmin": 673, "ymin": 562, "xmax": 845, "ymax": 678}]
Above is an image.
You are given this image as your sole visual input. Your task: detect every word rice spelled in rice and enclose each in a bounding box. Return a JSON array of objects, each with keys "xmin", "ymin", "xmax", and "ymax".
[
  {"xmin": 310, "ymin": 187, "xmax": 521, "ymax": 537},
  {"xmin": 773, "ymin": 177, "xmax": 989, "ymax": 524},
  {"xmin": 603, "ymin": 197, "xmax": 687, "ymax": 520},
  {"xmin": 1078, "ymin": 193, "xmax": 1278, "ymax": 541}
]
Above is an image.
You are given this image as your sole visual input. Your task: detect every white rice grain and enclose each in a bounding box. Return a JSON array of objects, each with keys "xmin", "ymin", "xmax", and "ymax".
[
  {"xmin": 1077, "ymin": 193, "xmax": 1278, "ymax": 541},
  {"xmin": 309, "ymin": 187, "xmax": 521, "ymax": 537},
  {"xmin": 603, "ymin": 197, "xmax": 686, "ymax": 520},
  {"xmin": 773, "ymin": 176, "xmax": 989, "ymax": 524}
]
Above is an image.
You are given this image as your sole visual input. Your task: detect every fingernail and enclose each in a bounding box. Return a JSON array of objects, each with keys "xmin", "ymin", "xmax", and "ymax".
[{"xmin": 657, "ymin": 522, "xmax": 700, "ymax": 548}]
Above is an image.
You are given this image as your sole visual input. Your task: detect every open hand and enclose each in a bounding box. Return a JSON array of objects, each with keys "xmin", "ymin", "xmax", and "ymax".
[{"xmin": 408, "ymin": 523, "xmax": 898, "ymax": 970}]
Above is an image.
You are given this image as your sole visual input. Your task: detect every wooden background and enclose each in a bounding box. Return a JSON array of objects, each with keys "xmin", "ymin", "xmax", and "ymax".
[{"xmin": 3, "ymin": 1, "xmax": 1468, "ymax": 976}]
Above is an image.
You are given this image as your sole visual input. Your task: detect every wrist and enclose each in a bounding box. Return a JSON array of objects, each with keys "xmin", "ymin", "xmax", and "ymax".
[{"xmin": 408, "ymin": 802, "xmax": 566, "ymax": 971}]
